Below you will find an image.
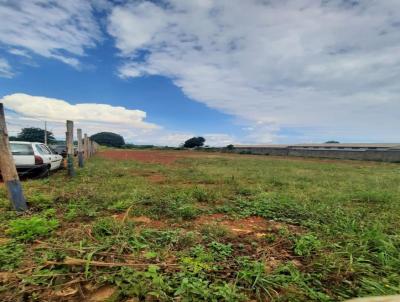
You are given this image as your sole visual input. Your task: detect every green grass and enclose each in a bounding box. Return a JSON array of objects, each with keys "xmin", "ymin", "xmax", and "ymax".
[{"xmin": 0, "ymin": 150, "xmax": 399, "ymax": 301}]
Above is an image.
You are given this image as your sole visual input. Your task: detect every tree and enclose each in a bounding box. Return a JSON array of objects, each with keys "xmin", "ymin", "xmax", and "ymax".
[
  {"xmin": 325, "ymin": 141, "xmax": 340, "ymax": 144},
  {"xmin": 226, "ymin": 144, "xmax": 234, "ymax": 150},
  {"xmin": 183, "ymin": 136, "xmax": 205, "ymax": 148},
  {"xmin": 91, "ymin": 132, "xmax": 125, "ymax": 147},
  {"xmin": 17, "ymin": 127, "xmax": 56, "ymax": 144}
]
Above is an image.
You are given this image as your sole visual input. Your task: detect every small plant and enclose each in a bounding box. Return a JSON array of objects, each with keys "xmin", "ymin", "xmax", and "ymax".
[
  {"xmin": 108, "ymin": 199, "xmax": 133, "ymax": 211},
  {"xmin": 294, "ymin": 234, "xmax": 321, "ymax": 256},
  {"xmin": 176, "ymin": 204, "xmax": 200, "ymax": 220},
  {"xmin": 92, "ymin": 217, "xmax": 120, "ymax": 238},
  {"xmin": 208, "ymin": 241, "xmax": 233, "ymax": 260},
  {"xmin": 28, "ymin": 193, "xmax": 53, "ymax": 209},
  {"xmin": 192, "ymin": 186, "xmax": 213, "ymax": 203},
  {"xmin": 8, "ymin": 216, "xmax": 59, "ymax": 241},
  {"xmin": 0, "ymin": 241, "xmax": 25, "ymax": 270}
]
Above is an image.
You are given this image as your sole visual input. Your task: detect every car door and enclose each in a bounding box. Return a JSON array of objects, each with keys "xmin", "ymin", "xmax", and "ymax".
[
  {"xmin": 34, "ymin": 143, "xmax": 53, "ymax": 168},
  {"xmin": 39, "ymin": 144, "xmax": 60, "ymax": 170},
  {"xmin": 45, "ymin": 145, "xmax": 63, "ymax": 169},
  {"xmin": 10, "ymin": 143, "xmax": 35, "ymax": 166}
]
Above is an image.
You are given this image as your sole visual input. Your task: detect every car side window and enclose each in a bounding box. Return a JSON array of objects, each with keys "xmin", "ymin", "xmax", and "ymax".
[
  {"xmin": 41, "ymin": 145, "xmax": 53, "ymax": 154},
  {"xmin": 10, "ymin": 144, "xmax": 34, "ymax": 155},
  {"xmin": 35, "ymin": 144, "xmax": 51, "ymax": 155}
]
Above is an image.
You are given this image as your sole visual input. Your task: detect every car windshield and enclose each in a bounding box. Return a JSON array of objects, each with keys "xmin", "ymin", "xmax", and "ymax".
[{"xmin": 10, "ymin": 143, "xmax": 34, "ymax": 155}]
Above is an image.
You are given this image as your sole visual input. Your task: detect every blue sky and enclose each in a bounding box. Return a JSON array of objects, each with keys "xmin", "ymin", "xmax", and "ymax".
[{"xmin": 0, "ymin": 1, "xmax": 399, "ymax": 145}]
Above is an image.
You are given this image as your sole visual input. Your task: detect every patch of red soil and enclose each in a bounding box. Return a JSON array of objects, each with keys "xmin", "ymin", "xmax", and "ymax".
[
  {"xmin": 112, "ymin": 214, "xmax": 167, "ymax": 228},
  {"xmin": 147, "ymin": 174, "xmax": 166, "ymax": 183},
  {"xmin": 98, "ymin": 149, "xmax": 239, "ymax": 165},
  {"xmin": 99, "ymin": 150, "xmax": 180, "ymax": 164},
  {"xmin": 195, "ymin": 214, "xmax": 301, "ymax": 237}
]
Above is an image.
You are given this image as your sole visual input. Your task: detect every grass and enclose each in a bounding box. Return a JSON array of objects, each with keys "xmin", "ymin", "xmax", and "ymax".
[{"xmin": 0, "ymin": 150, "xmax": 399, "ymax": 301}]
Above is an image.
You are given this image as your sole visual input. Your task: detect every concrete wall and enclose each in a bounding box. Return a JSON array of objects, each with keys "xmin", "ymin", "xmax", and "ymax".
[
  {"xmin": 234, "ymin": 148, "xmax": 400, "ymax": 163},
  {"xmin": 288, "ymin": 149, "xmax": 400, "ymax": 162},
  {"xmin": 237, "ymin": 147, "xmax": 288, "ymax": 156}
]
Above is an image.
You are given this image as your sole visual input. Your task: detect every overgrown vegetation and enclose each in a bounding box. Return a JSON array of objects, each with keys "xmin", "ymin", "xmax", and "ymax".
[{"xmin": 0, "ymin": 150, "xmax": 399, "ymax": 301}]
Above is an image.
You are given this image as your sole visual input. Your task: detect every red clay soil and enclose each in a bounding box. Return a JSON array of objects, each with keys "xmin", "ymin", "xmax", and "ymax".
[
  {"xmin": 99, "ymin": 150, "xmax": 181, "ymax": 164},
  {"xmin": 98, "ymin": 148, "xmax": 378, "ymax": 167},
  {"xmin": 195, "ymin": 214, "xmax": 302, "ymax": 237}
]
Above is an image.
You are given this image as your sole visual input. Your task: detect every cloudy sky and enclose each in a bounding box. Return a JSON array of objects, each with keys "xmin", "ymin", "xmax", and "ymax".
[{"xmin": 0, "ymin": 0, "xmax": 399, "ymax": 146}]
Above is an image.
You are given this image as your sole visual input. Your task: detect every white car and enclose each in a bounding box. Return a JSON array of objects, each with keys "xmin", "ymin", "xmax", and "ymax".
[{"xmin": 10, "ymin": 141, "xmax": 63, "ymax": 177}]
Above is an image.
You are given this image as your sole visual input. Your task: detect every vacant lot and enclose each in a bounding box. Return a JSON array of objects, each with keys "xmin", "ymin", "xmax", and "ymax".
[{"xmin": 0, "ymin": 149, "xmax": 399, "ymax": 301}]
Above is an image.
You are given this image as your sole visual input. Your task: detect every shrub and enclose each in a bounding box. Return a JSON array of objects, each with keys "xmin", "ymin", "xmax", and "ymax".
[{"xmin": 8, "ymin": 216, "xmax": 59, "ymax": 241}]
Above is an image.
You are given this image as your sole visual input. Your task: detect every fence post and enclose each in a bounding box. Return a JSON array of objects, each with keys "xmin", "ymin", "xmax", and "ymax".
[
  {"xmin": 83, "ymin": 133, "xmax": 88, "ymax": 160},
  {"xmin": 77, "ymin": 129, "xmax": 84, "ymax": 168},
  {"xmin": 66, "ymin": 120, "xmax": 75, "ymax": 177},
  {"xmin": 0, "ymin": 103, "xmax": 28, "ymax": 211},
  {"xmin": 88, "ymin": 139, "xmax": 92, "ymax": 157}
]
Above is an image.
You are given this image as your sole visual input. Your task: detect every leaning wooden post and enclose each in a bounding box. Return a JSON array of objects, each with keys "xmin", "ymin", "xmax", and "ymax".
[
  {"xmin": 77, "ymin": 129, "xmax": 84, "ymax": 168},
  {"xmin": 66, "ymin": 120, "xmax": 75, "ymax": 177},
  {"xmin": 0, "ymin": 104, "xmax": 28, "ymax": 211}
]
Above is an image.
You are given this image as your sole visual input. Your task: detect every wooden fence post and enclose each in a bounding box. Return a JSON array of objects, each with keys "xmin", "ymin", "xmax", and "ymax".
[
  {"xmin": 66, "ymin": 120, "xmax": 75, "ymax": 177},
  {"xmin": 0, "ymin": 103, "xmax": 28, "ymax": 211},
  {"xmin": 77, "ymin": 129, "xmax": 84, "ymax": 168},
  {"xmin": 88, "ymin": 139, "xmax": 92, "ymax": 157},
  {"xmin": 83, "ymin": 133, "xmax": 88, "ymax": 160}
]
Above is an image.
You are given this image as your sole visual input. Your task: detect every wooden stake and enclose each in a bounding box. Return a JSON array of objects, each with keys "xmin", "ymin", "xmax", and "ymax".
[
  {"xmin": 77, "ymin": 129, "xmax": 84, "ymax": 168},
  {"xmin": 88, "ymin": 138, "xmax": 92, "ymax": 157},
  {"xmin": 66, "ymin": 120, "xmax": 75, "ymax": 177},
  {"xmin": 0, "ymin": 103, "xmax": 27, "ymax": 211},
  {"xmin": 44, "ymin": 121, "xmax": 47, "ymax": 145},
  {"xmin": 83, "ymin": 133, "xmax": 88, "ymax": 160}
]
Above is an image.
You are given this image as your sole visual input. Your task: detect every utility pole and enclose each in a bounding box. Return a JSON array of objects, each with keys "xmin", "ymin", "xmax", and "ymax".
[
  {"xmin": 44, "ymin": 121, "xmax": 47, "ymax": 145},
  {"xmin": 0, "ymin": 103, "xmax": 28, "ymax": 211}
]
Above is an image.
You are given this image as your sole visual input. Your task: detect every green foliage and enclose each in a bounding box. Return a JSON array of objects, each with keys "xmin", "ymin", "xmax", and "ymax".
[
  {"xmin": 2, "ymin": 150, "xmax": 400, "ymax": 301},
  {"xmin": 294, "ymin": 234, "xmax": 322, "ymax": 256},
  {"xmin": 0, "ymin": 241, "xmax": 25, "ymax": 270},
  {"xmin": 183, "ymin": 136, "xmax": 205, "ymax": 148},
  {"xmin": 17, "ymin": 127, "xmax": 56, "ymax": 143},
  {"xmin": 91, "ymin": 132, "xmax": 125, "ymax": 147},
  {"xmin": 27, "ymin": 193, "xmax": 53, "ymax": 209},
  {"xmin": 208, "ymin": 241, "xmax": 233, "ymax": 260},
  {"xmin": 8, "ymin": 216, "xmax": 59, "ymax": 241}
]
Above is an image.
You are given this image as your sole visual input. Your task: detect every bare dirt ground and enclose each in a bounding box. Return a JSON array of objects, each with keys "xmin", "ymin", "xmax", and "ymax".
[
  {"xmin": 98, "ymin": 148, "xmax": 384, "ymax": 167},
  {"xmin": 97, "ymin": 149, "xmax": 228, "ymax": 165}
]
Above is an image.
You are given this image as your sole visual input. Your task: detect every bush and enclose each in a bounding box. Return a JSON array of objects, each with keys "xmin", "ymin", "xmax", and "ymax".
[{"xmin": 8, "ymin": 216, "xmax": 59, "ymax": 241}]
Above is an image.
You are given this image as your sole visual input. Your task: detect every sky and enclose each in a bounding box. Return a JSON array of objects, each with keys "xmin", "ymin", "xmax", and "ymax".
[{"xmin": 0, "ymin": 0, "xmax": 399, "ymax": 146}]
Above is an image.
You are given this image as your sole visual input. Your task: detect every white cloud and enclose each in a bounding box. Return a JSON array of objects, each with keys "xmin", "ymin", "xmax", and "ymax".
[
  {"xmin": 2, "ymin": 93, "xmax": 238, "ymax": 146},
  {"xmin": 0, "ymin": 57, "xmax": 13, "ymax": 78},
  {"xmin": 1, "ymin": 93, "xmax": 158, "ymax": 133},
  {"xmin": 108, "ymin": 0, "xmax": 400, "ymax": 143},
  {"xmin": 2, "ymin": 93, "xmax": 237, "ymax": 147},
  {"xmin": 0, "ymin": 0, "xmax": 100, "ymax": 68}
]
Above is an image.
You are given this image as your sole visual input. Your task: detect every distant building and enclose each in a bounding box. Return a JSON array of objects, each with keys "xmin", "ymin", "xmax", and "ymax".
[{"xmin": 232, "ymin": 143, "xmax": 400, "ymax": 162}]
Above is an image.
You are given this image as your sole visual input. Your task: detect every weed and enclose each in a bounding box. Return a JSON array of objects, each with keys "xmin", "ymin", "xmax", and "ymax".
[
  {"xmin": 8, "ymin": 216, "xmax": 59, "ymax": 241},
  {"xmin": 294, "ymin": 234, "xmax": 321, "ymax": 256},
  {"xmin": 0, "ymin": 241, "xmax": 24, "ymax": 270},
  {"xmin": 208, "ymin": 241, "xmax": 233, "ymax": 260}
]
